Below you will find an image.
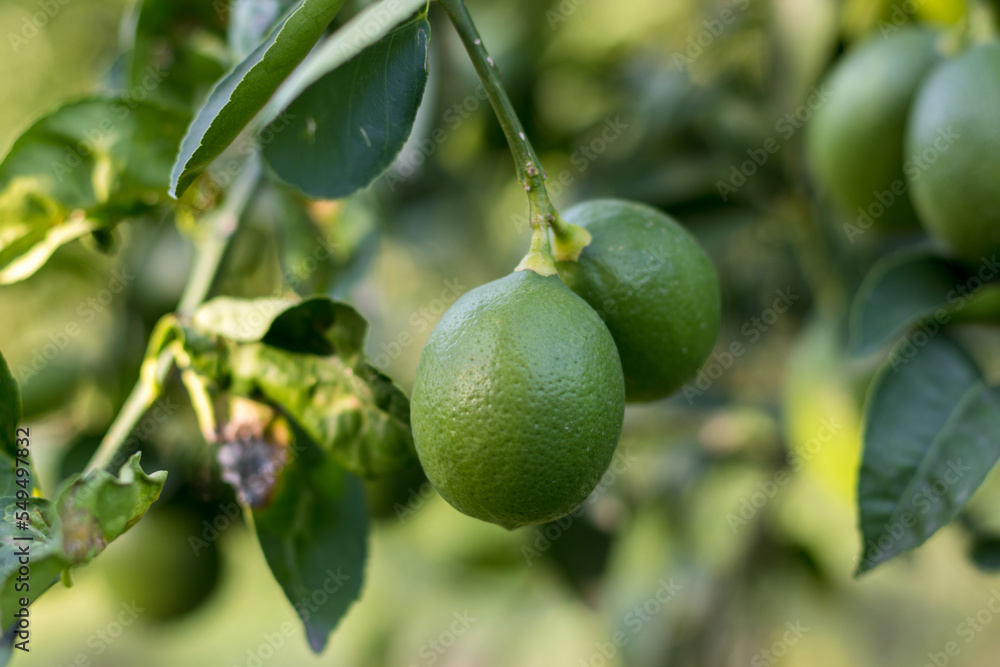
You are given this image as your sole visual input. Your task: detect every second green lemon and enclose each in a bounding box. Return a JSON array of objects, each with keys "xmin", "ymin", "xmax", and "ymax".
[
  {"xmin": 556, "ymin": 199, "xmax": 720, "ymax": 403},
  {"xmin": 906, "ymin": 41, "xmax": 1000, "ymax": 260},
  {"xmin": 806, "ymin": 28, "xmax": 940, "ymax": 231}
]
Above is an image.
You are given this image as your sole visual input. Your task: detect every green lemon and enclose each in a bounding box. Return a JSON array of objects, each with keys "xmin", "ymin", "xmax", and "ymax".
[
  {"xmin": 555, "ymin": 199, "xmax": 720, "ymax": 403},
  {"xmin": 103, "ymin": 506, "xmax": 222, "ymax": 622},
  {"xmin": 411, "ymin": 269, "xmax": 625, "ymax": 530},
  {"xmin": 906, "ymin": 41, "xmax": 1000, "ymax": 260},
  {"xmin": 806, "ymin": 28, "xmax": 941, "ymax": 230}
]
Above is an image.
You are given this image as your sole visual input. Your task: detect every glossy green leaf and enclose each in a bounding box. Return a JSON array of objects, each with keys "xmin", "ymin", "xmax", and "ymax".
[
  {"xmin": 848, "ymin": 251, "xmax": 992, "ymax": 358},
  {"xmin": 0, "ymin": 454, "xmax": 166, "ymax": 633},
  {"xmin": 253, "ymin": 452, "xmax": 367, "ymax": 653},
  {"xmin": 263, "ymin": 0, "xmax": 428, "ymax": 117},
  {"xmin": 231, "ymin": 344, "xmax": 415, "ymax": 478},
  {"xmin": 857, "ymin": 335, "xmax": 1000, "ymax": 575},
  {"xmin": 0, "ymin": 98, "xmax": 189, "ymax": 283},
  {"xmin": 170, "ymin": 0, "xmax": 347, "ymax": 197},
  {"xmin": 264, "ymin": 299, "xmax": 367, "ymax": 360},
  {"xmin": 262, "ymin": 17, "xmax": 431, "ymax": 198}
]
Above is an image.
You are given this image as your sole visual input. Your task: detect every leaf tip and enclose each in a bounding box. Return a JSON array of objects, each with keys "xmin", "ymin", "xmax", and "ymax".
[{"xmin": 305, "ymin": 624, "xmax": 331, "ymax": 654}]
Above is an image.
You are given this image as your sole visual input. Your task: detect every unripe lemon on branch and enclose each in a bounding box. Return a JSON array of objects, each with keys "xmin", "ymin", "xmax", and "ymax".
[{"xmin": 411, "ymin": 269, "xmax": 625, "ymax": 530}]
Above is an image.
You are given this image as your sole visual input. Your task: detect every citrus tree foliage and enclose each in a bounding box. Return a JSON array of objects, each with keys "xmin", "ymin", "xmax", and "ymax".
[{"xmin": 2, "ymin": 0, "xmax": 1000, "ymax": 663}]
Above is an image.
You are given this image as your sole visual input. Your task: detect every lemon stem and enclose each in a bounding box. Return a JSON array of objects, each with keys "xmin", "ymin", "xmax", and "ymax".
[
  {"xmin": 85, "ymin": 158, "xmax": 262, "ymax": 474},
  {"xmin": 515, "ymin": 225, "xmax": 558, "ymax": 276},
  {"xmin": 436, "ymin": 0, "xmax": 591, "ymax": 264}
]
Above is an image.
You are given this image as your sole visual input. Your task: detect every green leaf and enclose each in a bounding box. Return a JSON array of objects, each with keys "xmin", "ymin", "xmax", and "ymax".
[
  {"xmin": 264, "ymin": 299, "xmax": 367, "ymax": 360},
  {"xmin": 231, "ymin": 344, "xmax": 415, "ymax": 478},
  {"xmin": 849, "ymin": 251, "xmax": 998, "ymax": 358},
  {"xmin": 0, "ymin": 98, "xmax": 189, "ymax": 283},
  {"xmin": 263, "ymin": 0, "xmax": 428, "ymax": 118},
  {"xmin": 190, "ymin": 296, "xmax": 414, "ymax": 477},
  {"xmin": 253, "ymin": 452, "xmax": 367, "ymax": 653},
  {"xmin": 0, "ymin": 352, "xmax": 21, "ymax": 460},
  {"xmin": 262, "ymin": 17, "xmax": 431, "ymax": 198},
  {"xmin": 170, "ymin": 0, "xmax": 347, "ymax": 197},
  {"xmin": 856, "ymin": 335, "xmax": 1000, "ymax": 575},
  {"xmin": 192, "ymin": 296, "xmax": 304, "ymax": 342},
  {"xmin": 192, "ymin": 296, "xmax": 367, "ymax": 360},
  {"xmin": 0, "ymin": 454, "xmax": 166, "ymax": 633}
]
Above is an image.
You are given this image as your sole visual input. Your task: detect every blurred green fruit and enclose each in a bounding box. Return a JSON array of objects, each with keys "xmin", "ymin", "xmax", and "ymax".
[
  {"xmin": 907, "ymin": 41, "xmax": 1000, "ymax": 260},
  {"xmin": 806, "ymin": 28, "xmax": 940, "ymax": 231},
  {"xmin": 556, "ymin": 199, "xmax": 720, "ymax": 402},
  {"xmin": 411, "ymin": 269, "xmax": 625, "ymax": 530},
  {"xmin": 103, "ymin": 506, "xmax": 222, "ymax": 622},
  {"xmin": 365, "ymin": 462, "xmax": 429, "ymax": 520}
]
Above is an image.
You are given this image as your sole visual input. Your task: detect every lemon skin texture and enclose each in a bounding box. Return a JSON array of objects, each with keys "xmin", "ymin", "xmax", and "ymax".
[
  {"xmin": 410, "ymin": 270, "xmax": 625, "ymax": 530},
  {"xmin": 806, "ymin": 28, "xmax": 940, "ymax": 230},
  {"xmin": 906, "ymin": 41, "xmax": 1000, "ymax": 260},
  {"xmin": 556, "ymin": 199, "xmax": 720, "ymax": 403}
]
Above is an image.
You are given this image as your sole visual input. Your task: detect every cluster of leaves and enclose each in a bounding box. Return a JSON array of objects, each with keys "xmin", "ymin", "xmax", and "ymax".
[
  {"xmin": 851, "ymin": 250, "xmax": 1000, "ymax": 574},
  {"xmin": 182, "ymin": 296, "xmax": 415, "ymax": 650},
  {"xmin": 0, "ymin": 0, "xmax": 445, "ymax": 658}
]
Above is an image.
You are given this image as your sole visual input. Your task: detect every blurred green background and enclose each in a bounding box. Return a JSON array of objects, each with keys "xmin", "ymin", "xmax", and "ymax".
[{"xmin": 5, "ymin": 0, "xmax": 1000, "ymax": 665}]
